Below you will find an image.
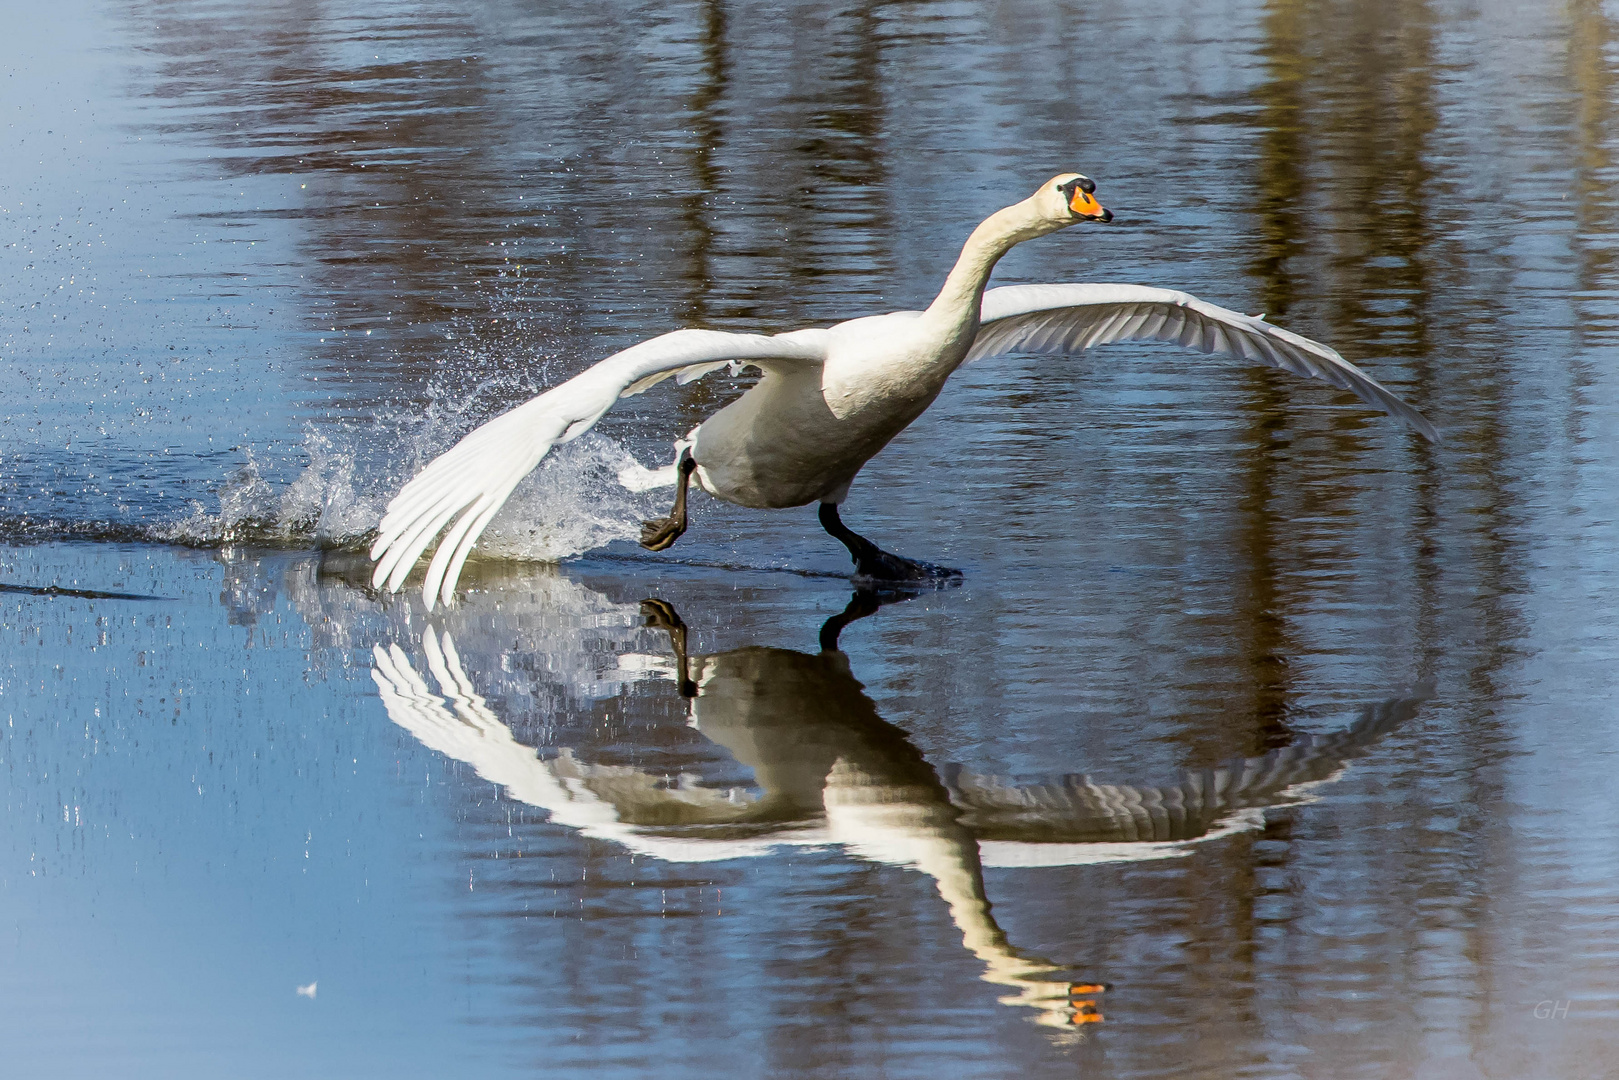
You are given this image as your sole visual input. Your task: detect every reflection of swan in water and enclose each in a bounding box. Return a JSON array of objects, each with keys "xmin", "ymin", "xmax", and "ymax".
[{"xmin": 371, "ymin": 593, "xmax": 1424, "ymax": 1030}]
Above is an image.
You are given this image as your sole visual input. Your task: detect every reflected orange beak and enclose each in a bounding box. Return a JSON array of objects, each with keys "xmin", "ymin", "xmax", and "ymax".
[
  {"xmin": 1070, "ymin": 1002, "xmax": 1104, "ymax": 1024},
  {"xmin": 1069, "ymin": 188, "xmax": 1111, "ymax": 220}
]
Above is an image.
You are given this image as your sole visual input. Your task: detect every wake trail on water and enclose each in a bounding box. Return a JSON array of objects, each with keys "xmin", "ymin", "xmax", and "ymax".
[{"xmin": 0, "ymin": 381, "xmax": 669, "ymax": 565}]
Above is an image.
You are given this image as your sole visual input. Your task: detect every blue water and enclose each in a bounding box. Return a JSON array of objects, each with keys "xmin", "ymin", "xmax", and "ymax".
[{"xmin": 4, "ymin": 0, "xmax": 1619, "ymax": 1076}]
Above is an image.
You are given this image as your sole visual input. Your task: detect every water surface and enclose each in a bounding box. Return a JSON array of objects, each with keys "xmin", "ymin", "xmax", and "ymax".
[{"xmin": 3, "ymin": 0, "xmax": 1618, "ymax": 1076}]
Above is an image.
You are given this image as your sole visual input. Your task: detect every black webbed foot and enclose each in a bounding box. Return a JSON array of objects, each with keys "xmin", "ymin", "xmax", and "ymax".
[
  {"xmin": 639, "ymin": 516, "xmax": 685, "ymax": 551},
  {"xmin": 850, "ymin": 549, "xmax": 963, "ymax": 586},
  {"xmin": 639, "ymin": 598, "xmax": 684, "ymax": 633},
  {"xmin": 638, "ymin": 449, "xmax": 698, "ymax": 553},
  {"xmin": 639, "ymin": 598, "xmax": 695, "ymax": 697},
  {"xmin": 818, "ymin": 502, "xmax": 962, "ymax": 590}
]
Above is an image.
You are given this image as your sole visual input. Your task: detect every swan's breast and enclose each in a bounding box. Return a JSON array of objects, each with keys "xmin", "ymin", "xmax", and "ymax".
[
  {"xmin": 819, "ymin": 311, "xmax": 962, "ymax": 418},
  {"xmin": 691, "ymin": 313, "xmax": 966, "ymax": 507}
]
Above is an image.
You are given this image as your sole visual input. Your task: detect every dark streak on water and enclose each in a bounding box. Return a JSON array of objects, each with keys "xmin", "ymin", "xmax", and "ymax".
[
  {"xmin": 3, "ymin": 1, "xmax": 1618, "ymax": 1078},
  {"xmin": 0, "ymin": 582, "xmax": 169, "ymax": 601}
]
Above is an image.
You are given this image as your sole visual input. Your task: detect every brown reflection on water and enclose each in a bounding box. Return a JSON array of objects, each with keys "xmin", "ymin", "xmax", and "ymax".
[
  {"xmin": 1321, "ymin": 0, "xmax": 1440, "ymax": 363},
  {"xmin": 676, "ymin": 0, "xmax": 729, "ymax": 331},
  {"xmin": 777, "ymin": 0, "xmax": 890, "ymax": 290},
  {"xmin": 1255, "ymin": 2, "xmax": 1545, "ymax": 1051},
  {"xmin": 1568, "ymin": 0, "xmax": 1618, "ymax": 348},
  {"xmin": 1225, "ymin": 0, "xmax": 1451, "ymax": 759},
  {"xmin": 124, "ymin": 0, "xmax": 913, "ymax": 430},
  {"xmin": 1250, "ymin": 0, "xmax": 1309, "ymax": 323},
  {"xmin": 134, "ymin": 0, "xmax": 507, "ymax": 337},
  {"xmin": 660, "ymin": 0, "xmax": 895, "ymax": 434},
  {"xmin": 125, "ymin": 1, "xmax": 714, "ymax": 403},
  {"xmin": 1242, "ymin": 0, "xmax": 1446, "ymax": 405},
  {"xmin": 1233, "ymin": 1, "xmax": 1308, "ymax": 765}
]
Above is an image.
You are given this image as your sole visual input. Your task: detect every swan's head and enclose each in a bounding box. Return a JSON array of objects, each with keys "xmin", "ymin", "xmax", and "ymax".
[{"xmin": 1039, "ymin": 173, "xmax": 1113, "ymax": 226}]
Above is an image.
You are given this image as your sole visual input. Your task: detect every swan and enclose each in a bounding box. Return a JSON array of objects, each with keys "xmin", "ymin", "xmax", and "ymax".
[{"xmin": 371, "ymin": 173, "xmax": 1439, "ymax": 608}]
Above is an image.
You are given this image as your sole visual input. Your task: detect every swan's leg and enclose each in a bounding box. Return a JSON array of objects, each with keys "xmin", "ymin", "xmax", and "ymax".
[
  {"xmin": 817, "ymin": 590, "xmax": 882, "ymax": 652},
  {"xmin": 817, "ymin": 590, "xmax": 897, "ymax": 653},
  {"xmin": 639, "ymin": 449, "xmax": 698, "ymax": 551},
  {"xmin": 639, "ymin": 598, "xmax": 696, "ymax": 698},
  {"xmin": 817, "ymin": 502, "xmax": 963, "ymax": 585}
]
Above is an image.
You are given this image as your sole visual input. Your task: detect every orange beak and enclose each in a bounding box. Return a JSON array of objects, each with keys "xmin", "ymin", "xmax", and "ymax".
[{"xmin": 1069, "ymin": 188, "xmax": 1110, "ymax": 220}]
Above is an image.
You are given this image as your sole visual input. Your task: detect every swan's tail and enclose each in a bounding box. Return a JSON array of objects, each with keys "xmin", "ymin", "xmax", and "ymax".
[{"xmin": 617, "ymin": 461, "xmax": 679, "ymax": 492}]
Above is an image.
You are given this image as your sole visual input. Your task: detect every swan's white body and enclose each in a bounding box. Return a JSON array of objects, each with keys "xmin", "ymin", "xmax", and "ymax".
[
  {"xmin": 690, "ymin": 310, "xmax": 948, "ymax": 507},
  {"xmin": 372, "ymin": 175, "xmax": 1438, "ymax": 607}
]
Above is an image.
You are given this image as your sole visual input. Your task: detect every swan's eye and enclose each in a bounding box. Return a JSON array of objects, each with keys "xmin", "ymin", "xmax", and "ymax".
[{"xmin": 1057, "ymin": 177, "xmax": 1096, "ymax": 200}]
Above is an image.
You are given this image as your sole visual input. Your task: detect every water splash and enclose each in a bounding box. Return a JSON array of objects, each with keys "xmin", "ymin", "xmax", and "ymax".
[
  {"xmin": 149, "ymin": 425, "xmax": 663, "ymax": 563},
  {"xmin": 155, "ymin": 431, "xmax": 385, "ymax": 550},
  {"xmin": 478, "ymin": 435, "xmax": 664, "ymax": 561}
]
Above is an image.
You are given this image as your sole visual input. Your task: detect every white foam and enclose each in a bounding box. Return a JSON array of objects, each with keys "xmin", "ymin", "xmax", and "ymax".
[
  {"xmin": 476, "ymin": 433, "xmax": 663, "ymax": 561},
  {"xmin": 158, "ymin": 452, "xmax": 282, "ymax": 546},
  {"xmin": 154, "ymin": 399, "xmax": 666, "ymax": 563},
  {"xmin": 277, "ymin": 428, "xmax": 384, "ymax": 545}
]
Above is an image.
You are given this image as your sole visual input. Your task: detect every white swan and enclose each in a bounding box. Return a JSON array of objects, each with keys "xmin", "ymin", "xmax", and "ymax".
[{"xmin": 372, "ymin": 173, "xmax": 1438, "ymax": 608}]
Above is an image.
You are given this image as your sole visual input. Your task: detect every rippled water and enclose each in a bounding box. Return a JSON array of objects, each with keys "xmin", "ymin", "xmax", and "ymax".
[{"xmin": 4, "ymin": 0, "xmax": 1618, "ymax": 1076}]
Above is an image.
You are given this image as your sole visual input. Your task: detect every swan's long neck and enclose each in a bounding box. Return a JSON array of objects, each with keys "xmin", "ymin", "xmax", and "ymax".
[{"xmin": 924, "ymin": 199, "xmax": 1054, "ymax": 330}]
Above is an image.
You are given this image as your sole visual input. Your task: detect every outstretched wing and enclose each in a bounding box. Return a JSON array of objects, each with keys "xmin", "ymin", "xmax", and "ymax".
[
  {"xmin": 945, "ymin": 693, "xmax": 1424, "ymax": 844},
  {"xmin": 371, "ymin": 328, "xmax": 827, "ymax": 608},
  {"xmin": 971, "ymin": 284, "xmax": 1439, "ymax": 442}
]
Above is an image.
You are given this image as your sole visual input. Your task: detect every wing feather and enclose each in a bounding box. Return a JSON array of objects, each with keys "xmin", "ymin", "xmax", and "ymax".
[
  {"xmin": 972, "ymin": 284, "xmax": 1438, "ymax": 441},
  {"xmin": 945, "ymin": 693, "xmax": 1425, "ymax": 843},
  {"xmin": 371, "ymin": 328, "xmax": 826, "ymax": 608}
]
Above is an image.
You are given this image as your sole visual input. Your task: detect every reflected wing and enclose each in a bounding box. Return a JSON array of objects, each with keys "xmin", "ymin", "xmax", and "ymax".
[
  {"xmin": 545, "ymin": 753, "xmax": 762, "ymax": 828},
  {"xmin": 370, "ymin": 631, "xmax": 579, "ymax": 810},
  {"xmin": 947, "ymin": 694, "xmax": 1423, "ymax": 843},
  {"xmin": 971, "ymin": 284, "xmax": 1439, "ymax": 442},
  {"xmin": 371, "ymin": 629, "xmax": 757, "ymax": 826},
  {"xmin": 371, "ymin": 329, "xmax": 828, "ymax": 609}
]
